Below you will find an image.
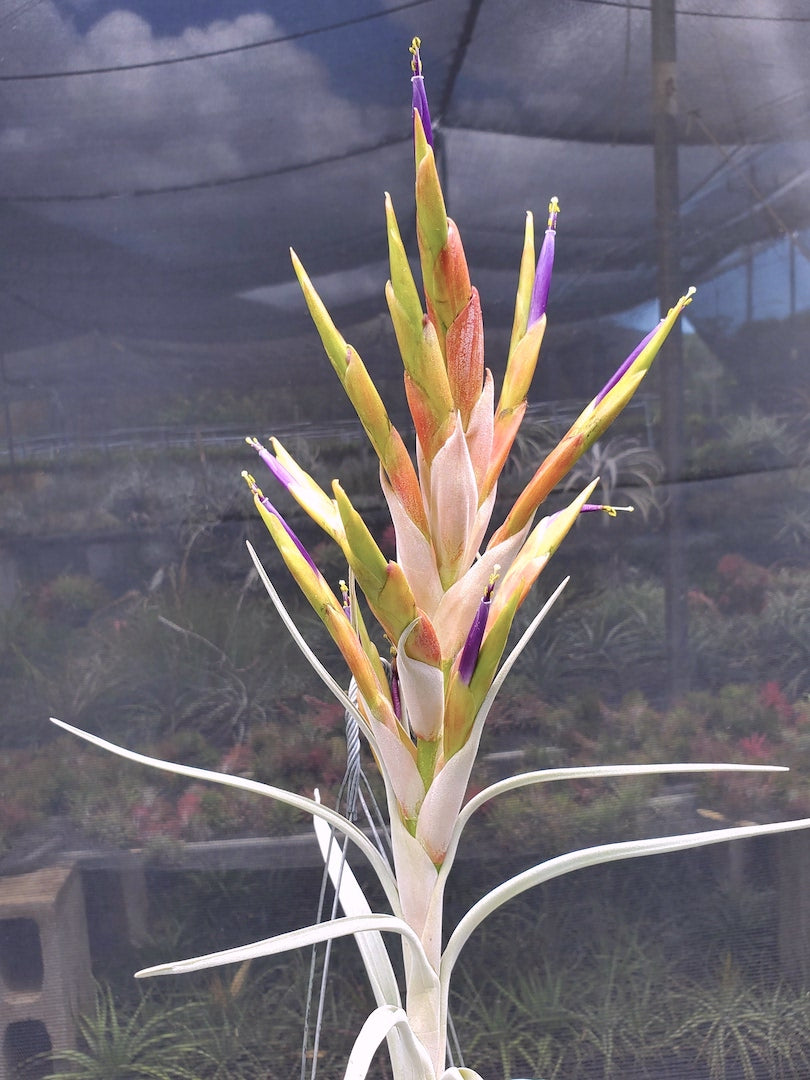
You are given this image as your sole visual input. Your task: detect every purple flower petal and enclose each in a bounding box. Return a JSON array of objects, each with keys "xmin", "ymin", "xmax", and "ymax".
[
  {"xmin": 458, "ymin": 568, "xmax": 499, "ymax": 685},
  {"xmin": 390, "ymin": 655, "xmax": 403, "ymax": 722},
  {"xmin": 246, "ymin": 436, "xmax": 296, "ymax": 492},
  {"xmin": 243, "ymin": 471, "xmax": 319, "ymax": 576},
  {"xmin": 594, "ymin": 324, "xmax": 659, "ymax": 405},
  {"xmin": 410, "ymin": 37, "xmax": 433, "ymax": 147},
  {"xmin": 528, "ymin": 197, "xmax": 559, "ymax": 327}
]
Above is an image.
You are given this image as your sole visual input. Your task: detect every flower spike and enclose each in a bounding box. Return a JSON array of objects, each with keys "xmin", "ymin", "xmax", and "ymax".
[
  {"xmin": 490, "ymin": 287, "xmax": 695, "ymax": 545},
  {"xmin": 487, "ymin": 203, "xmax": 559, "ymax": 502},
  {"xmin": 385, "ymin": 192, "xmax": 455, "ymax": 461},
  {"xmin": 290, "ymin": 248, "xmax": 429, "ymax": 536}
]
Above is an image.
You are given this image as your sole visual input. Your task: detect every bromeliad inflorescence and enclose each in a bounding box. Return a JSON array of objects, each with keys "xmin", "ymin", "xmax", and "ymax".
[
  {"xmin": 50, "ymin": 36, "xmax": 810, "ymax": 1080},
  {"xmin": 242, "ymin": 36, "xmax": 694, "ymax": 875}
]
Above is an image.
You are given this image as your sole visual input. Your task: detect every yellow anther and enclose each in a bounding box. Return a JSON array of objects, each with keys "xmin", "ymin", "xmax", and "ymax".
[
  {"xmin": 410, "ymin": 36, "xmax": 422, "ymax": 75},
  {"xmin": 339, "ymin": 579, "xmax": 351, "ymax": 617},
  {"xmin": 548, "ymin": 196, "xmax": 560, "ymax": 229},
  {"xmin": 484, "ymin": 564, "xmax": 501, "ymax": 601},
  {"xmin": 602, "ymin": 505, "xmax": 634, "ymax": 517},
  {"xmin": 241, "ymin": 471, "xmax": 262, "ymax": 497}
]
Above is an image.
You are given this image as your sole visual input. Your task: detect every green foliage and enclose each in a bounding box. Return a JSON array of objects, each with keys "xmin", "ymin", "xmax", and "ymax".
[
  {"xmin": 669, "ymin": 956, "xmax": 775, "ymax": 1080},
  {"xmin": 36, "ymin": 574, "xmax": 111, "ymax": 627},
  {"xmin": 11, "ymin": 852, "xmax": 806, "ymax": 1080},
  {"xmin": 688, "ymin": 407, "xmax": 796, "ymax": 479},
  {"xmin": 6, "ymin": 385, "xmax": 810, "ymax": 1077},
  {"xmin": 452, "ymin": 970, "xmax": 567, "ymax": 1080},
  {"xmin": 46, "ymin": 983, "xmax": 203, "ymax": 1080},
  {"xmin": 563, "ymin": 435, "xmax": 665, "ymax": 522},
  {"xmin": 442, "ymin": 864, "xmax": 810, "ymax": 1080},
  {"xmin": 507, "ymin": 560, "xmax": 810, "ymax": 708}
]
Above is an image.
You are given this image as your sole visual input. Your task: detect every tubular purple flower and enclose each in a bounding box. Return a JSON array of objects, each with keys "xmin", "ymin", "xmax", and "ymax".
[
  {"xmin": 389, "ymin": 654, "xmax": 403, "ymax": 722},
  {"xmin": 527, "ymin": 197, "xmax": 559, "ymax": 327},
  {"xmin": 457, "ymin": 567, "xmax": 499, "ymax": 685},
  {"xmin": 594, "ymin": 324, "xmax": 658, "ymax": 405},
  {"xmin": 410, "ymin": 37, "xmax": 433, "ymax": 147},
  {"xmin": 242, "ymin": 472, "xmax": 320, "ymax": 576},
  {"xmin": 246, "ymin": 436, "xmax": 296, "ymax": 492},
  {"xmin": 580, "ymin": 503, "xmax": 634, "ymax": 517}
]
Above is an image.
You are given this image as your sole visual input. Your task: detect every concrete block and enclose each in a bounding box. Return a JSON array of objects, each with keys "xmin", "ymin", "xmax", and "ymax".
[{"xmin": 0, "ymin": 865, "xmax": 92, "ymax": 1078}]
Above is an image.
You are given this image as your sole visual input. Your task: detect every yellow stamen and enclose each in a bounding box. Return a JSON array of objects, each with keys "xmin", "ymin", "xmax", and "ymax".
[
  {"xmin": 485, "ymin": 564, "xmax": 501, "ymax": 601},
  {"xmin": 241, "ymin": 471, "xmax": 262, "ymax": 497},
  {"xmin": 409, "ymin": 36, "xmax": 422, "ymax": 75}
]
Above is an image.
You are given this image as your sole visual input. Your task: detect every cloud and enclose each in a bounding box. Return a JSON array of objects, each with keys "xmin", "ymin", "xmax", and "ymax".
[
  {"xmin": 3, "ymin": 6, "xmax": 385, "ymax": 199},
  {"xmin": 0, "ymin": 0, "xmax": 415, "ymax": 332}
]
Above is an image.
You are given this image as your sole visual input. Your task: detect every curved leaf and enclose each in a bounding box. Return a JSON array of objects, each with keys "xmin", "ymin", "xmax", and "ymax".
[
  {"xmin": 247, "ymin": 542, "xmax": 420, "ymax": 828},
  {"xmin": 482, "ymin": 578, "xmax": 569, "ymax": 714},
  {"xmin": 342, "ymin": 1004, "xmax": 434, "ymax": 1080},
  {"xmin": 50, "ymin": 717, "xmax": 399, "ymax": 911},
  {"xmin": 312, "ymin": 811, "xmax": 401, "ymax": 1009},
  {"xmin": 135, "ymin": 913, "xmax": 432, "ymax": 982},
  {"xmin": 441, "ymin": 814, "xmax": 810, "ymax": 990},
  {"xmin": 246, "ymin": 542, "xmax": 377, "ymax": 747},
  {"xmin": 441, "ymin": 761, "xmax": 790, "ymax": 877}
]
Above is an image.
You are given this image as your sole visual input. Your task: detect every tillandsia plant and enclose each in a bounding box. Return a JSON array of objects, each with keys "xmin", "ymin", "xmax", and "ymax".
[{"xmin": 52, "ymin": 38, "xmax": 810, "ymax": 1080}]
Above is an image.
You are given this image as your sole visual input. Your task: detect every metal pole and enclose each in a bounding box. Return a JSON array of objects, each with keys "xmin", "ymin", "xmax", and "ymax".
[{"xmin": 652, "ymin": 0, "xmax": 688, "ymax": 701}]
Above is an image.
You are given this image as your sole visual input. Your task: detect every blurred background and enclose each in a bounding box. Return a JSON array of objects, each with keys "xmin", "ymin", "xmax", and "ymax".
[{"xmin": 1, "ymin": 1, "xmax": 810, "ymax": 1077}]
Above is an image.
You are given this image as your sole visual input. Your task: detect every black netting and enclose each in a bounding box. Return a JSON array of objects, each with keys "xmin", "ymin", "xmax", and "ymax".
[{"xmin": 2, "ymin": 2, "xmax": 810, "ymax": 1078}]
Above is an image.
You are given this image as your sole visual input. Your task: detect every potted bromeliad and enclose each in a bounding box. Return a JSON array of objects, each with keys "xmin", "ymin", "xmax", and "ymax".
[{"xmin": 52, "ymin": 38, "xmax": 810, "ymax": 1080}]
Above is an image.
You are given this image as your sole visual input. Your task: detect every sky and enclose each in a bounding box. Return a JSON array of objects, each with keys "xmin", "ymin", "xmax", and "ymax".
[
  {"xmin": 2, "ymin": 0, "xmax": 809, "ymax": 360},
  {"xmin": 52, "ymin": 0, "xmax": 282, "ymax": 35},
  {"xmin": 3, "ymin": 1, "xmax": 389, "ymax": 201}
]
